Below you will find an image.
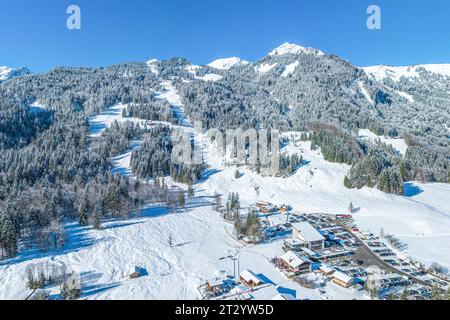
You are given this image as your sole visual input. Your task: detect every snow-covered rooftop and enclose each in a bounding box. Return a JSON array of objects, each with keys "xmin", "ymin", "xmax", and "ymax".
[
  {"xmin": 292, "ymin": 222, "xmax": 325, "ymax": 243},
  {"xmin": 280, "ymin": 251, "xmax": 309, "ymax": 268},
  {"xmin": 239, "ymin": 269, "xmax": 262, "ymax": 284},
  {"xmin": 332, "ymin": 271, "xmax": 353, "ymax": 284}
]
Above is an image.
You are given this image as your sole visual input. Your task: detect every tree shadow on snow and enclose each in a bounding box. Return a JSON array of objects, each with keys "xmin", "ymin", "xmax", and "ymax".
[
  {"xmin": 81, "ymin": 282, "xmax": 121, "ymax": 298},
  {"xmin": 197, "ymin": 169, "xmax": 222, "ymax": 183},
  {"xmin": 88, "ymin": 121, "xmax": 107, "ymax": 135},
  {"xmin": 0, "ymin": 223, "xmax": 96, "ymax": 267},
  {"xmin": 102, "ymin": 221, "xmax": 144, "ymax": 231},
  {"xmin": 404, "ymin": 182, "xmax": 423, "ymax": 197}
]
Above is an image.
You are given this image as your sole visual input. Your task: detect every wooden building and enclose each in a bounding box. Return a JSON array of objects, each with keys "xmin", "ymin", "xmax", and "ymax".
[{"xmin": 239, "ymin": 269, "xmax": 262, "ymax": 289}]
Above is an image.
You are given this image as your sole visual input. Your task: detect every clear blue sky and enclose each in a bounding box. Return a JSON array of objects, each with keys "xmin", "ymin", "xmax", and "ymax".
[{"xmin": 1, "ymin": 0, "xmax": 449, "ymax": 72}]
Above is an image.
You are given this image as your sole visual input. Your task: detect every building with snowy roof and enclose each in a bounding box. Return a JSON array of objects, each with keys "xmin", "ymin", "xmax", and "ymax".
[
  {"xmin": 239, "ymin": 270, "xmax": 263, "ymax": 289},
  {"xmin": 291, "ymin": 222, "xmax": 325, "ymax": 251},
  {"xmin": 332, "ymin": 271, "xmax": 354, "ymax": 288},
  {"xmin": 279, "ymin": 251, "xmax": 312, "ymax": 274}
]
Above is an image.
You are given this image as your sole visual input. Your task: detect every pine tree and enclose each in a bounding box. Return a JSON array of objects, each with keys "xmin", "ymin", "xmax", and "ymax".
[
  {"xmin": 188, "ymin": 184, "xmax": 194, "ymax": 198},
  {"xmin": 0, "ymin": 217, "xmax": 18, "ymax": 257},
  {"xmin": 235, "ymin": 169, "xmax": 241, "ymax": 179},
  {"xmin": 92, "ymin": 205, "xmax": 101, "ymax": 230},
  {"xmin": 400, "ymin": 288, "xmax": 409, "ymax": 300},
  {"xmin": 343, "ymin": 176, "xmax": 352, "ymax": 189},
  {"xmin": 78, "ymin": 195, "xmax": 89, "ymax": 226},
  {"xmin": 400, "ymin": 162, "xmax": 408, "ymax": 181},
  {"xmin": 234, "ymin": 217, "xmax": 243, "ymax": 236},
  {"xmin": 213, "ymin": 192, "xmax": 221, "ymax": 210},
  {"xmin": 178, "ymin": 189, "xmax": 186, "ymax": 209},
  {"xmin": 378, "ymin": 171, "xmax": 387, "ymax": 192}
]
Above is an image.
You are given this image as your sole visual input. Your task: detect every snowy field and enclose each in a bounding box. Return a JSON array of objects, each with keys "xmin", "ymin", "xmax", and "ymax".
[
  {"xmin": 0, "ymin": 199, "xmax": 369, "ymax": 300},
  {"xmin": 1, "ymin": 78, "xmax": 449, "ymax": 300},
  {"xmin": 88, "ymin": 104, "xmax": 148, "ymax": 138}
]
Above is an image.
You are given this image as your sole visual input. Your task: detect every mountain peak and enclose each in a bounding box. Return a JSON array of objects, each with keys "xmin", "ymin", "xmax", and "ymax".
[
  {"xmin": 268, "ymin": 42, "xmax": 324, "ymax": 57},
  {"xmin": 207, "ymin": 57, "xmax": 249, "ymax": 70},
  {"xmin": 0, "ymin": 66, "xmax": 30, "ymax": 81}
]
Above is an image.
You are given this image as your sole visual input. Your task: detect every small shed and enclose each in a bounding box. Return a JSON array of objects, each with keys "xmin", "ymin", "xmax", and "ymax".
[{"xmin": 130, "ymin": 266, "xmax": 146, "ymax": 279}]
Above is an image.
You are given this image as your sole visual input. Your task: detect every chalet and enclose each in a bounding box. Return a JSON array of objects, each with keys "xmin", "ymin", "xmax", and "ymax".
[
  {"xmin": 239, "ymin": 270, "xmax": 263, "ymax": 289},
  {"xmin": 130, "ymin": 272, "xmax": 141, "ymax": 279},
  {"xmin": 291, "ymin": 222, "xmax": 325, "ymax": 251},
  {"xmin": 332, "ymin": 271, "xmax": 354, "ymax": 288},
  {"xmin": 319, "ymin": 264, "xmax": 335, "ymax": 276},
  {"xmin": 279, "ymin": 251, "xmax": 312, "ymax": 275}
]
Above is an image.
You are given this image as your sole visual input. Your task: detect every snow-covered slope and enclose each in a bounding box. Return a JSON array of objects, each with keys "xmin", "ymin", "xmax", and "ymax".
[
  {"xmin": 208, "ymin": 57, "xmax": 248, "ymax": 70},
  {"xmin": 256, "ymin": 62, "xmax": 277, "ymax": 74},
  {"xmin": 363, "ymin": 64, "xmax": 450, "ymax": 82},
  {"xmin": 358, "ymin": 129, "xmax": 408, "ymax": 156},
  {"xmin": 281, "ymin": 61, "xmax": 299, "ymax": 77},
  {"xmin": 88, "ymin": 104, "xmax": 148, "ymax": 138},
  {"xmin": 185, "ymin": 64, "xmax": 223, "ymax": 82}
]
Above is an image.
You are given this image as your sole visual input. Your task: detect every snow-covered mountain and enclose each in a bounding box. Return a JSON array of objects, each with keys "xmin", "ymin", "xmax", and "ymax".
[
  {"xmin": 363, "ymin": 64, "xmax": 450, "ymax": 82},
  {"xmin": 207, "ymin": 57, "xmax": 248, "ymax": 70},
  {"xmin": 0, "ymin": 66, "xmax": 30, "ymax": 82},
  {"xmin": 1, "ymin": 42, "xmax": 450, "ymax": 300},
  {"xmin": 268, "ymin": 42, "xmax": 324, "ymax": 57}
]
